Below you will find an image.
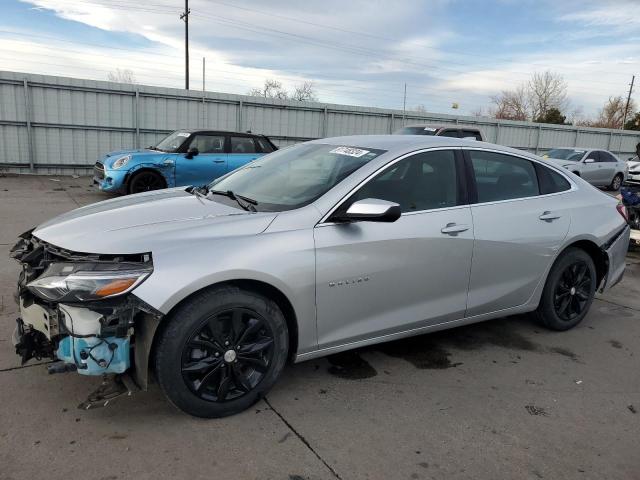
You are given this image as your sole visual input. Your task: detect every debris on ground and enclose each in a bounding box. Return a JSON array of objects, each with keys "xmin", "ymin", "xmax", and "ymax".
[
  {"xmin": 525, "ymin": 405, "xmax": 548, "ymax": 416},
  {"xmin": 628, "ymin": 405, "xmax": 637, "ymax": 414}
]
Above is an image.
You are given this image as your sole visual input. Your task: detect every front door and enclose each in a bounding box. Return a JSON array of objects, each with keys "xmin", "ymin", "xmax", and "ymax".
[
  {"xmin": 598, "ymin": 151, "xmax": 618, "ymax": 185},
  {"xmin": 175, "ymin": 133, "xmax": 227, "ymax": 187},
  {"xmin": 464, "ymin": 149, "xmax": 571, "ymax": 316},
  {"xmin": 314, "ymin": 149, "xmax": 474, "ymax": 349},
  {"xmin": 580, "ymin": 151, "xmax": 601, "ymax": 184}
]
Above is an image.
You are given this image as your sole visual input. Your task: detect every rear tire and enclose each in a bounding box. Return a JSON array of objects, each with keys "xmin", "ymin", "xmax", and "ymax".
[
  {"xmin": 154, "ymin": 285, "xmax": 288, "ymax": 418},
  {"xmin": 609, "ymin": 173, "xmax": 623, "ymax": 191},
  {"xmin": 128, "ymin": 170, "xmax": 166, "ymax": 194},
  {"xmin": 533, "ymin": 248, "xmax": 596, "ymax": 331}
]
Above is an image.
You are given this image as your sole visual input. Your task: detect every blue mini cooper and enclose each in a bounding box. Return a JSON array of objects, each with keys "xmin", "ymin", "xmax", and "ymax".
[{"xmin": 93, "ymin": 130, "xmax": 277, "ymax": 194}]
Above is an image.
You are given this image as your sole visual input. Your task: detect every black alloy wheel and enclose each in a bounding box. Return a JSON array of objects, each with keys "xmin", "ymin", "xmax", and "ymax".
[
  {"xmin": 533, "ymin": 247, "xmax": 596, "ymax": 331},
  {"xmin": 128, "ymin": 171, "xmax": 165, "ymax": 194},
  {"xmin": 154, "ymin": 285, "xmax": 288, "ymax": 418},
  {"xmin": 553, "ymin": 260, "xmax": 593, "ymax": 322},
  {"xmin": 181, "ymin": 307, "xmax": 274, "ymax": 402}
]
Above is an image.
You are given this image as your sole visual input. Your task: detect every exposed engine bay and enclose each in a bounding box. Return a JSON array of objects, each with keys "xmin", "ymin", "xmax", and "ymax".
[{"xmin": 10, "ymin": 230, "xmax": 162, "ymax": 407}]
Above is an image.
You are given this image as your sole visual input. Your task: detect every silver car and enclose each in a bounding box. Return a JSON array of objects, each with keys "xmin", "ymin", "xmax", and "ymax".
[
  {"xmin": 542, "ymin": 148, "xmax": 627, "ymax": 190},
  {"xmin": 11, "ymin": 136, "xmax": 630, "ymax": 417}
]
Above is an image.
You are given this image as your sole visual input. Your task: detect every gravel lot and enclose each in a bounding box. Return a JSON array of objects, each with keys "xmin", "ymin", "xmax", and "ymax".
[{"xmin": 1, "ymin": 175, "xmax": 639, "ymax": 480}]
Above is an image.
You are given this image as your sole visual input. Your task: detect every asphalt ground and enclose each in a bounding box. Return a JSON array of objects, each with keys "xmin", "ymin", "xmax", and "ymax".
[{"xmin": 0, "ymin": 175, "xmax": 638, "ymax": 480}]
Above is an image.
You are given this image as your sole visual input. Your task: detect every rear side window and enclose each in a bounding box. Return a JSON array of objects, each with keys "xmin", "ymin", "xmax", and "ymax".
[
  {"xmin": 469, "ymin": 150, "xmax": 539, "ymax": 202},
  {"xmin": 600, "ymin": 151, "xmax": 617, "ymax": 163},
  {"xmin": 230, "ymin": 136, "xmax": 256, "ymax": 154},
  {"xmin": 256, "ymin": 137, "xmax": 275, "ymax": 153},
  {"xmin": 438, "ymin": 129, "xmax": 460, "ymax": 138},
  {"xmin": 535, "ymin": 163, "xmax": 571, "ymax": 194}
]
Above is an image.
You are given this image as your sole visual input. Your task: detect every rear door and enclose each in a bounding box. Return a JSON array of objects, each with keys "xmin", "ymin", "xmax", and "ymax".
[
  {"xmin": 598, "ymin": 151, "xmax": 618, "ymax": 184},
  {"xmin": 175, "ymin": 133, "xmax": 227, "ymax": 186},
  {"xmin": 314, "ymin": 149, "xmax": 474, "ymax": 349},
  {"xmin": 227, "ymin": 136, "xmax": 261, "ymax": 173},
  {"xmin": 464, "ymin": 149, "xmax": 571, "ymax": 317}
]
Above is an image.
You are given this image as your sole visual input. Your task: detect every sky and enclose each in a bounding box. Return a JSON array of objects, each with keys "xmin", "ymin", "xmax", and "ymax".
[{"xmin": 1, "ymin": 0, "xmax": 638, "ymax": 117}]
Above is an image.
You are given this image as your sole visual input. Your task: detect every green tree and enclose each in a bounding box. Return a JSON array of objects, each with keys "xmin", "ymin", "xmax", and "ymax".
[
  {"xmin": 535, "ymin": 107, "xmax": 567, "ymax": 124},
  {"xmin": 624, "ymin": 112, "xmax": 640, "ymax": 131}
]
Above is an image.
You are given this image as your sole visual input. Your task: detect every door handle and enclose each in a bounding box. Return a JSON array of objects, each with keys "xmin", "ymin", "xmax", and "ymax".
[
  {"xmin": 539, "ymin": 211, "xmax": 561, "ymax": 222},
  {"xmin": 213, "ymin": 160, "xmax": 225, "ymax": 163},
  {"xmin": 441, "ymin": 223, "xmax": 470, "ymax": 235}
]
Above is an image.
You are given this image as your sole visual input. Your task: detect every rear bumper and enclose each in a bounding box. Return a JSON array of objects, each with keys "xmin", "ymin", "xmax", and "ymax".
[{"xmin": 601, "ymin": 225, "xmax": 630, "ymax": 291}]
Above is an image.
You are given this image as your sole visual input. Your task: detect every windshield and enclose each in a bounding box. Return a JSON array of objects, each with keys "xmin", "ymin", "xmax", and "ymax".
[
  {"xmin": 155, "ymin": 131, "xmax": 191, "ymax": 153},
  {"xmin": 209, "ymin": 143, "xmax": 387, "ymax": 211},
  {"xmin": 545, "ymin": 148, "xmax": 585, "ymax": 161},
  {"xmin": 393, "ymin": 126, "xmax": 438, "ymax": 135}
]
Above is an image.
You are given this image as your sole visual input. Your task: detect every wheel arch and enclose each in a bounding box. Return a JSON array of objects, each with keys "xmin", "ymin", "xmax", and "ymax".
[
  {"xmin": 557, "ymin": 239, "xmax": 608, "ymax": 287},
  {"xmin": 124, "ymin": 165, "xmax": 170, "ymax": 191},
  {"xmin": 144, "ymin": 279, "xmax": 300, "ymax": 386}
]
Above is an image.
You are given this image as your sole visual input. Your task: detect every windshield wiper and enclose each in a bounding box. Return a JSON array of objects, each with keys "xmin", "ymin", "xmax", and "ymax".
[{"xmin": 208, "ymin": 189, "xmax": 258, "ymax": 212}]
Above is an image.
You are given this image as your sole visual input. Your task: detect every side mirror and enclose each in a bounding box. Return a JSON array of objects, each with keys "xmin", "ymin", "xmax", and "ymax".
[
  {"xmin": 185, "ymin": 147, "xmax": 199, "ymax": 159},
  {"xmin": 584, "ymin": 158, "xmax": 595, "ymax": 164},
  {"xmin": 337, "ymin": 198, "xmax": 401, "ymax": 223}
]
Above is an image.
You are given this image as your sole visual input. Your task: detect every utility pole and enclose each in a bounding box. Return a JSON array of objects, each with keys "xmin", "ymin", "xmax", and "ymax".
[
  {"xmin": 402, "ymin": 83, "xmax": 407, "ymax": 125},
  {"xmin": 180, "ymin": 0, "xmax": 190, "ymax": 90},
  {"xmin": 202, "ymin": 57, "xmax": 206, "ymax": 127},
  {"xmin": 622, "ymin": 75, "xmax": 635, "ymax": 129}
]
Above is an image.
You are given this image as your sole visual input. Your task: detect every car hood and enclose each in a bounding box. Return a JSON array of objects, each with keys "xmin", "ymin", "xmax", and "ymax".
[
  {"xmin": 101, "ymin": 149, "xmax": 170, "ymax": 168},
  {"xmin": 33, "ymin": 188, "xmax": 277, "ymax": 254},
  {"xmin": 104, "ymin": 148, "xmax": 156, "ymax": 158}
]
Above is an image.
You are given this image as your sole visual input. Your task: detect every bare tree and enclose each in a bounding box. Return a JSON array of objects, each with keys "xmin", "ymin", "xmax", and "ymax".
[
  {"xmin": 291, "ymin": 81, "xmax": 318, "ymax": 102},
  {"xmin": 248, "ymin": 79, "xmax": 289, "ymax": 100},
  {"xmin": 528, "ymin": 71, "xmax": 569, "ymax": 120},
  {"xmin": 108, "ymin": 68, "xmax": 136, "ymax": 84},
  {"xmin": 413, "ymin": 104, "xmax": 428, "ymax": 114},
  {"xmin": 580, "ymin": 96, "xmax": 638, "ymax": 129},
  {"xmin": 490, "ymin": 85, "xmax": 529, "ymax": 120},
  {"xmin": 470, "ymin": 106, "xmax": 486, "ymax": 117}
]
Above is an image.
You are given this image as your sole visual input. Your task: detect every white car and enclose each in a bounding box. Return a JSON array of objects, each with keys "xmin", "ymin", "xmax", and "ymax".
[
  {"xmin": 542, "ymin": 148, "xmax": 627, "ymax": 190},
  {"xmin": 627, "ymin": 156, "xmax": 640, "ymax": 183}
]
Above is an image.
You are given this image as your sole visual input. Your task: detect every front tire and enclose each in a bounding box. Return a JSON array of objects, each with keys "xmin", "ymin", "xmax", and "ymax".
[
  {"xmin": 128, "ymin": 170, "xmax": 166, "ymax": 194},
  {"xmin": 609, "ymin": 173, "xmax": 623, "ymax": 191},
  {"xmin": 154, "ymin": 285, "xmax": 289, "ymax": 418},
  {"xmin": 533, "ymin": 248, "xmax": 596, "ymax": 331}
]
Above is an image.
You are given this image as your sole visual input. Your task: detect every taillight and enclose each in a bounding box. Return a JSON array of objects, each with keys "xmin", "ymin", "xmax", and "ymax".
[{"xmin": 616, "ymin": 203, "xmax": 628, "ymax": 222}]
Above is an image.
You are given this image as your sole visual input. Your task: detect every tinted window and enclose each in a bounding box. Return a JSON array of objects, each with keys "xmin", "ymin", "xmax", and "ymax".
[
  {"xmin": 462, "ymin": 130, "xmax": 482, "ymax": 141},
  {"xmin": 189, "ymin": 134, "xmax": 225, "ymax": 153},
  {"xmin": 535, "ymin": 163, "xmax": 571, "ymax": 194},
  {"xmin": 438, "ymin": 129, "xmax": 460, "ymax": 138},
  {"xmin": 256, "ymin": 137, "xmax": 275, "ymax": 153},
  {"xmin": 600, "ymin": 151, "xmax": 617, "ymax": 162},
  {"xmin": 230, "ymin": 136, "xmax": 256, "ymax": 154},
  {"xmin": 348, "ymin": 150, "xmax": 458, "ymax": 213},
  {"xmin": 469, "ymin": 150, "xmax": 539, "ymax": 202},
  {"xmin": 393, "ymin": 126, "xmax": 438, "ymax": 135},
  {"xmin": 586, "ymin": 151, "xmax": 601, "ymax": 162}
]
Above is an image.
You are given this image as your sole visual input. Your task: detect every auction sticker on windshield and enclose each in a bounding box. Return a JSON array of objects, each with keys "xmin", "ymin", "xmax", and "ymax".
[
  {"xmin": 330, "ymin": 146, "xmax": 371, "ymax": 158},
  {"xmin": 424, "ymin": 127, "xmax": 437, "ymax": 132}
]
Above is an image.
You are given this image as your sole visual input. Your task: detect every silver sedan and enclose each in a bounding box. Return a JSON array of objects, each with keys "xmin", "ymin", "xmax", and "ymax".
[
  {"xmin": 542, "ymin": 147, "xmax": 628, "ymax": 190},
  {"xmin": 11, "ymin": 136, "xmax": 630, "ymax": 417}
]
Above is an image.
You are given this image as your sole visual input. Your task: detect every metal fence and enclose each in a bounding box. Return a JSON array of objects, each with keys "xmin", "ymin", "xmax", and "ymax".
[{"xmin": 1, "ymin": 70, "xmax": 639, "ymax": 175}]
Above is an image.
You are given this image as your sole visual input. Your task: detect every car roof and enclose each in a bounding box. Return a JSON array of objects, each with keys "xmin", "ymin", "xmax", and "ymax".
[
  {"xmin": 178, "ymin": 129, "xmax": 263, "ymax": 137},
  {"xmin": 307, "ymin": 134, "xmax": 537, "ymax": 160},
  {"xmin": 401, "ymin": 124, "xmax": 481, "ymax": 131}
]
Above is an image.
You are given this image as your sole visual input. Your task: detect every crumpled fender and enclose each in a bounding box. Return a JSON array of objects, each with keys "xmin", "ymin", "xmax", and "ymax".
[{"xmin": 125, "ymin": 160, "xmax": 176, "ymax": 188}]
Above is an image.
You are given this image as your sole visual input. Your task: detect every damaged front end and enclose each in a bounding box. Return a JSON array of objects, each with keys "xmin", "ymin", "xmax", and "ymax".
[{"xmin": 10, "ymin": 231, "xmax": 162, "ymax": 405}]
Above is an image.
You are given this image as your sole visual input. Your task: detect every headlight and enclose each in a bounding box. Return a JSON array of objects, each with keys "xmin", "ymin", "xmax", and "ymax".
[
  {"xmin": 27, "ymin": 262, "xmax": 152, "ymax": 302},
  {"xmin": 112, "ymin": 155, "xmax": 131, "ymax": 169}
]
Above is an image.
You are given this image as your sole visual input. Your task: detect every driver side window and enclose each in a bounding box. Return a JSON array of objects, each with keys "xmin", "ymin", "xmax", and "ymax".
[
  {"xmin": 189, "ymin": 135, "xmax": 225, "ymax": 154},
  {"xmin": 345, "ymin": 150, "xmax": 459, "ymax": 213}
]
